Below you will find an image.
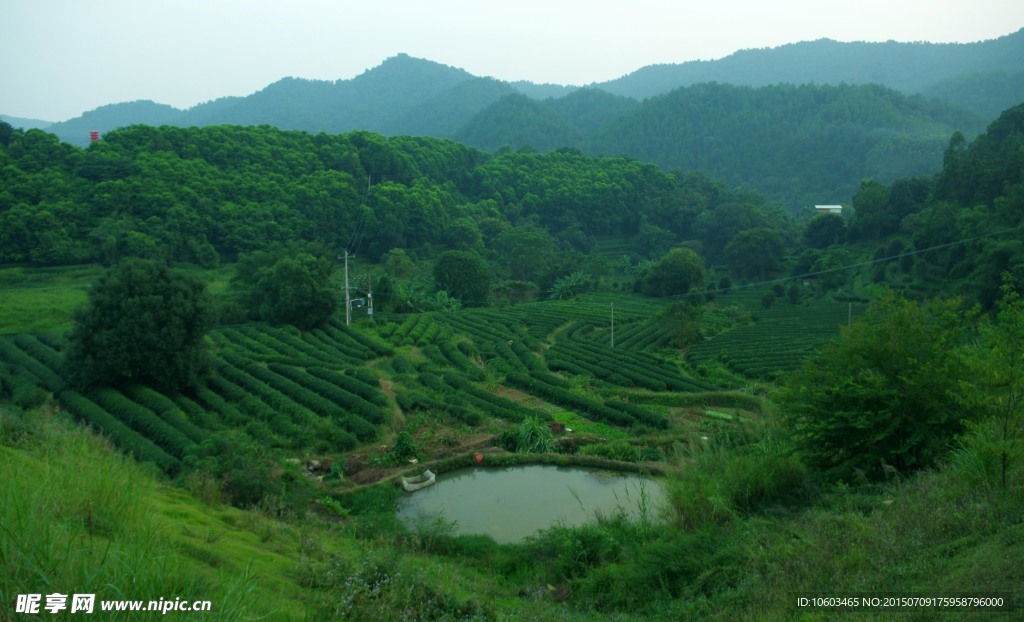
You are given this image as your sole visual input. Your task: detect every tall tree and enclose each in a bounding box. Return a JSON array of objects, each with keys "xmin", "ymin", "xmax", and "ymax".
[
  {"xmin": 724, "ymin": 227, "xmax": 786, "ymax": 279},
  {"xmin": 65, "ymin": 259, "xmax": 212, "ymax": 391},
  {"xmin": 637, "ymin": 247, "xmax": 705, "ymax": 297},
  {"xmin": 802, "ymin": 213, "xmax": 846, "ymax": 249},
  {"xmin": 434, "ymin": 250, "xmax": 490, "ymax": 305},
  {"xmin": 959, "ymin": 276, "xmax": 1024, "ymax": 489},
  {"xmin": 848, "ymin": 179, "xmax": 895, "ymax": 241},
  {"xmin": 233, "ymin": 244, "xmax": 338, "ymax": 330}
]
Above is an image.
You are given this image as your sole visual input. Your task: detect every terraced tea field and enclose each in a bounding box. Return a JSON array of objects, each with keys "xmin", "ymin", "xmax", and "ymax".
[
  {"xmin": 0, "ymin": 290, "xmax": 723, "ymax": 473},
  {"xmin": 687, "ymin": 287, "xmax": 866, "ymax": 378}
]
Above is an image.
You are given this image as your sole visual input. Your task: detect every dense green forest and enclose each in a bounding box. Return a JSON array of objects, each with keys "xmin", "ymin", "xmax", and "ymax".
[
  {"xmin": 2, "ymin": 99, "xmax": 1024, "ymax": 620},
  {"xmin": 459, "ymin": 81, "xmax": 982, "ymax": 208},
  {"xmin": 0, "ymin": 121, "xmax": 784, "ymax": 276},
  {"xmin": 4, "ymin": 101, "xmax": 1021, "ymax": 302}
]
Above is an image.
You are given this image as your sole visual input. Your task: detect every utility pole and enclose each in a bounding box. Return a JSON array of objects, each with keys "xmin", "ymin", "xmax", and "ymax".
[
  {"xmin": 344, "ymin": 250, "xmax": 351, "ymax": 326},
  {"xmin": 367, "ymin": 270, "xmax": 374, "ymax": 317},
  {"xmin": 610, "ymin": 303, "xmax": 615, "ymax": 348}
]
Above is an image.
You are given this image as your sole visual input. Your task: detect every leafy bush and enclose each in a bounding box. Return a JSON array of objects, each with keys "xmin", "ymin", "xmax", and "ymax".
[
  {"xmin": 390, "ymin": 355, "xmax": 416, "ymax": 375},
  {"xmin": 779, "ymin": 292, "xmax": 970, "ymax": 479},
  {"xmin": 185, "ymin": 431, "xmax": 305, "ymax": 508},
  {"xmin": 64, "ymin": 259, "xmax": 212, "ymax": 391},
  {"xmin": 376, "ymin": 431, "xmax": 418, "ymax": 467}
]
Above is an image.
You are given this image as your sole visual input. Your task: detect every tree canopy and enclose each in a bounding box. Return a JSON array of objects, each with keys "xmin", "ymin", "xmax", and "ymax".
[
  {"xmin": 724, "ymin": 227, "xmax": 786, "ymax": 279},
  {"xmin": 780, "ymin": 292, "xmax": 971, "ymax": 479},
  {"xmin": 232, "ymin": 243, "xmax": 338, "ymax": 330},
  {"xmin": 637, "ymin": 248, "xmax": 705, "ymax": 298},
  {"xmin": 433, "ymin": 250, "xmax": 491, "ymax": 305},
  {"xmin": 0, "ymin": 123, "xmax": 770, "ymax": 279},
  {"xmin": 65, "ymin": 259, "xmax": 212, "ymax": 391}
]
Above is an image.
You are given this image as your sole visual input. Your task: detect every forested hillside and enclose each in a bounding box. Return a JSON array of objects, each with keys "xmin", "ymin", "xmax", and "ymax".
[
  {"xmin": 459, "ymin": 82, "xmax": 982, "ymax": 208},
  {"xmin": 45, "ymin": 54, "xmax": 513, "ymax": 146},
  {"xmin": 4, "ymin": 98, "xmax": 1023, "ymax": 298},
  {"xmin": 39, "ymin": 29, "xmax": 1021, "ymax": 145},
  {"xmin": 0, "ymin": 122, "xmax": 784, "ymax": 277}
]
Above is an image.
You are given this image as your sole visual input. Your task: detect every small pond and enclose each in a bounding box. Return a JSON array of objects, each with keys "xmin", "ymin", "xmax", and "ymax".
[{"xmin": 396, "ymin": 464, "xmax": 664, "ymax": 544}]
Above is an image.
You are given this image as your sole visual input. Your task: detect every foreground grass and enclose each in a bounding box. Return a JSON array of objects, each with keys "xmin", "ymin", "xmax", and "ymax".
[
  {"xmin": 0, "ymin": 407, "xmax": 291, "ymax": 620},
  {"xmin": 0, "ymin": 406, "xmax": 585, "ymax": 621}
]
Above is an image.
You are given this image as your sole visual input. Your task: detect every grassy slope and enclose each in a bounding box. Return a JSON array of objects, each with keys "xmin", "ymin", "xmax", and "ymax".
[
  {"xmin": 0, "ymin": 264, "xmax": 236, "ymax": 336},
  {"xmin": 1, "ymin": 407, "xmax": 302, "ymax": 620},
  {"xmin": 0, "ymin": 265, "xmax": 98, "ymax": 335},
  {"xmin": 0, "ymin": 407, "xmax": 560, "ymax": 621}
]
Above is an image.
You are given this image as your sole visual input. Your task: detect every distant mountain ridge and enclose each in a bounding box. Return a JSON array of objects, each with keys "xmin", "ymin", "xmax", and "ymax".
[
  {"xmin": 595, "ymin": 29, "xmax": 1024, "ymax": 111},
  {"xmin": 47, "ymin": 54, "xmax": 513, "ymax": 145},
  {"xmin": 34, "ymin": 30, "xmax": 1022, "ymax": 147},
  {"xmin": 0, "ymin": 114, "xmax": 52, "ymax": 130}
]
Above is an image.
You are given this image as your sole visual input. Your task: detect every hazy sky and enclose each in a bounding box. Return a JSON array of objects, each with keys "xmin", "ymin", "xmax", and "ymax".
[{"xmin": 4, "ymin": 0, "xmax": 1023, "ymax": 121}]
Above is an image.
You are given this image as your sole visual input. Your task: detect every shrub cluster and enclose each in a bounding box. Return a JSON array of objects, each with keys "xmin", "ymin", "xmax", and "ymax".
[
  {"xmin": 395, "ymin": 388, "xmax": 482, "ymax": 426},
  {"xmin": 443, "ymin": 372, "xmax": 547, "ymax": 424},
  {"xmin": 548, "ymin": 339, "xmax": 710, "ymax": 392},
  {"xmin": 324, "ymin": 321, "xmax": 393, "ymax": 357}
]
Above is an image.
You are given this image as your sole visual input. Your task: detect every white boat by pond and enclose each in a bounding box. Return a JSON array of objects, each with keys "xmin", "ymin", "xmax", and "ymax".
[{"xmin": 401, "ymin": 469, "xmax": 436, "ymax": 492}]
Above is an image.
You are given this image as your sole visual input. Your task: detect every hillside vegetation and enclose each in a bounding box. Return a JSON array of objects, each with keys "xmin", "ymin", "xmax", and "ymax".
[{"xmin": 1, "ymin": 101, "xmax": 1024, "ymax": 619}]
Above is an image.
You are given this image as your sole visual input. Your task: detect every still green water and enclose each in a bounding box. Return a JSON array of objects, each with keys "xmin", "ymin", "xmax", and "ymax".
[{"xmin": 396, "ymin": 465, "xmax": 663, "ymax": 543}]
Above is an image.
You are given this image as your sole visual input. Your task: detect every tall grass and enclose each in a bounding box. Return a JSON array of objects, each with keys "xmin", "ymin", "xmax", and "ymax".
[
  {"xmin": 0, "ymin": 406, "xmax": 260, "ymax": 621},
  {"xmin": 663, "ymin": 418, "xmax": 811, "ymax": 530}
]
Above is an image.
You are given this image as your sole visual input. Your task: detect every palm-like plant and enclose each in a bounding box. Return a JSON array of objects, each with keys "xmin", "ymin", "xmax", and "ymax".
[
  {"xmin": 516, "ymin": 416, "xmax": 554, "ymax": 453},
  {"xmin": 548, "ymin": 271, "xmax": 592, "ymax": 300}
]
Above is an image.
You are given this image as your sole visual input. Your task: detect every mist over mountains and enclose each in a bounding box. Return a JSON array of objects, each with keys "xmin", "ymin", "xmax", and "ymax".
[{"xmin": 7, "ymin": 29, "xmax": 1022, "ymax": 208}]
